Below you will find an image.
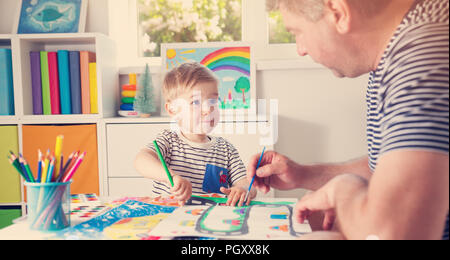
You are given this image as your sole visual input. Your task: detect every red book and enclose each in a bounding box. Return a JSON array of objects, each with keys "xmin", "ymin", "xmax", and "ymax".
[{"xmin": 48, "ymin": 52, "xmax": 61, "ymax": 115}]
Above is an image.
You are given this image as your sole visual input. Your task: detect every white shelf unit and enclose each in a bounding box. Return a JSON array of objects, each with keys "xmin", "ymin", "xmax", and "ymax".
[
  {"xmin": 13, "ymin": 33, "xmax": 118, "ymax": 120},
  {"xmin": 0, "ymin": 33, "xmax": 117, "ymax": 213}
]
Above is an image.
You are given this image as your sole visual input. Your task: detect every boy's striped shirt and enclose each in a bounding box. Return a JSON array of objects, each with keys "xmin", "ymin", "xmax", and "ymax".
[{"xmin": 146, "ymin": 130, "xmax": 247, "ymax": 196}]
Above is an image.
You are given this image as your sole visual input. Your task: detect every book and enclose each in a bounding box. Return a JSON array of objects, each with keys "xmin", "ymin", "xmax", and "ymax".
[
  {"xmin": 89, "ymin": 62, "xmax": 98, "ymax": 114},
  {"xmin": 48, "ymin": 52, "xmax": 61, "ymax": 115},
  {"xmin": 30, "ymin": 52, "xmax": 43, "ymax": 115},
  {"xmin": 40, "ymin": 51, "xmax": 51, "ymax": 115},
  {"xmin": 69, "ymin": 51, "xmax": 82, "ymax": 114},
  {"xmin": 0, "ymin": 49, "xmax": 14, "ymax": 116},
  {"xmin": 57, "ymin": 50, "xmax": 72, "ymax": 115},
  {"xmin": 79, "ymin": 51, "xmax": 96, "ymax": 114}
]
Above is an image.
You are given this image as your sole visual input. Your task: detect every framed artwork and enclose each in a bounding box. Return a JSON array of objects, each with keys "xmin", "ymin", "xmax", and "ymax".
[
  {"xmin": 13, "ymin": 0, "xmax": 88, "ymax": 34},
  {"xmin": 161, "ymin": 42, "xmax": 256, "ymax": 115}
]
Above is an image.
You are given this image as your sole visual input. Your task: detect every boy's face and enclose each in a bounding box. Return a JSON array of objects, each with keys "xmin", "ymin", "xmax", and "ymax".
[{"xmin": 167, "ymin": 82, "xmax": 220, "ymax": 135}]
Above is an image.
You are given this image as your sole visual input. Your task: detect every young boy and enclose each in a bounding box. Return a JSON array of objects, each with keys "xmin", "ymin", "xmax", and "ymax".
[{"xmin": 134, "ymin": 63, "xmax": 256, "ymax": 206}]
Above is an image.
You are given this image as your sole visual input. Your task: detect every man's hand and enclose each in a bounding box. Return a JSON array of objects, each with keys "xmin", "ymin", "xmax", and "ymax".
[
  {"xmin": 247, "ymin": 151, "xmax": 302, "ymax": 194},
  {"xmin": 295, "ymin": 174, "xmax": 368, "ymax": 231}
]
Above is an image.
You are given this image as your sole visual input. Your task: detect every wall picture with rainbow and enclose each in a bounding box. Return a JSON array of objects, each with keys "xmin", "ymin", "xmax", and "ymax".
[{"xmin": 162, "ymin": 43, "xmax": 255, "ymax": 111}]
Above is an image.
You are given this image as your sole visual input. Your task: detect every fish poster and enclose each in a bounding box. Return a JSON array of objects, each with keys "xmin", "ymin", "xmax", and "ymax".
[
  {"xmin": 15, "ymin": 0, "xmax": 88, "ymax": 34},
  {"xmin": 148, "ymin": 204, "xmax": 312, "ymax": 240},
  {"xmin": 161, "ymin": 43, "xmax": 256, "ymax": 111}
]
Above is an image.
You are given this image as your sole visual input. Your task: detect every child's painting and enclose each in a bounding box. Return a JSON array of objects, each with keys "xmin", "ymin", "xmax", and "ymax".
[
  {"xmin": 161, "ymin": 42, "xmax": 256, "ymax": 112},
  {"xmin": 14, "ymin": 0, "xmax": 88, "ymax": 34},
  {"xmin": 149, "ymin": 204, "xmax": 312, "ymax": 240},
  {"xmin": 57, "ymin": 200, "xmax": 177, "ymax": 240}
]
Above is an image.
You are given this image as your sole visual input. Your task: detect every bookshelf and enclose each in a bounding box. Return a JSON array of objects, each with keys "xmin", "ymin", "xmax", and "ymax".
[
  {"xmin": 14, "ymin": 33, "xmax": 118, "ymax": 120},
  {"xmin": 0, "ymin": 33, "xmax": 117, "ymax": 223}
]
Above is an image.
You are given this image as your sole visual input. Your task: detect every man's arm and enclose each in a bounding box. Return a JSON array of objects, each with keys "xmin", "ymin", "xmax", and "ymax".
[
  {"xmin": 249, "ymin": 152, "xmax": 372, "ymax": 194},
  {"xmin": 335, "ymin": 150, "xmax": 449, "ymax": 240},
  {"xmin": 300, "ymin": 156, "xmax": 372, "ymax": 191}
]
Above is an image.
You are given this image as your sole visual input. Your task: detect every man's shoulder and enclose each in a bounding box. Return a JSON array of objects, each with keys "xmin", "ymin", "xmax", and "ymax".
[{"xmin": 390, "ymin": 0, "xmax": 449, "ymax": 55}]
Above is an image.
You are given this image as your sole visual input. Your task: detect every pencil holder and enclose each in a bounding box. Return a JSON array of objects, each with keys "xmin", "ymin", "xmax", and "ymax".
[{"xmin": 25, "ymin": 181, "xmax": 72, "ymax": 232}]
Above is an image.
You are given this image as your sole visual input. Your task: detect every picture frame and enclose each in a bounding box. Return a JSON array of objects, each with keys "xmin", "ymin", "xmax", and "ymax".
[
  {"xmin": 13, "ymin": 0, "xmax": 88, "ymax": 34},
  {"xmin": 161, "ymin": 42, "xmax": 256, "ymax": 117}
]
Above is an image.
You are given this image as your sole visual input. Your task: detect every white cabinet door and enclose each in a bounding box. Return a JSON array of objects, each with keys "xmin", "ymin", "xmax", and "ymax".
[
  {"xmin": 108, "ymin": 178, "xmax": 156, "ymax": 197},
  {"xmin": 106, "ymin": 123, "xmax": 171, "ymax": 178}
]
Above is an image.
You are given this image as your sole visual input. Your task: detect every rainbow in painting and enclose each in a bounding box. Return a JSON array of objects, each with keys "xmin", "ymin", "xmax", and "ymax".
[
  {"xmin": 200, "ymin": 47, "xmax": 250, "ymax": 76},
  {"xmin": 163, "ymin": 44, "xmax": 253, "ymax": 110}
]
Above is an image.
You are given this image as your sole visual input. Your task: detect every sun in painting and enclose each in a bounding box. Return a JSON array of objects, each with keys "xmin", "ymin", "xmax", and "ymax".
[{"xmin": 166, "ymin": 49, "xmax": 197, "ymax": 69}]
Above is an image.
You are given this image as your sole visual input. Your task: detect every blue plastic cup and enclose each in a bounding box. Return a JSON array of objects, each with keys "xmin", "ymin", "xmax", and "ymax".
[{"xmin": 25, "ymin": 181, "xmax": 72, "ymax": 231}]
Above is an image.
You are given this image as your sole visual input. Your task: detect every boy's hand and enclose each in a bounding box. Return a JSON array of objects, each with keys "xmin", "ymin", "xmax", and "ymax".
[
  {"xmin": 171, "ymin": 175, "xmax": 192, "ymax": 206},
  {"xmin": 220, "ymin": 186, "xmax": 249, "ymax": 207}
]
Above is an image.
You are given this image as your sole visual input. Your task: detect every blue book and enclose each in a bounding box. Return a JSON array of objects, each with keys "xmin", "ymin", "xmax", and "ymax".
[
  {"xmin": 68, "ymin": 51, "xmax": 82, "ymax": 114},
  {"xmin": 0, "ymin": 49, "xmax": 15, "ymax": 116},
  {"xmin": 57, "ymin": 50, "xmax": 72, "ymax": 114}
]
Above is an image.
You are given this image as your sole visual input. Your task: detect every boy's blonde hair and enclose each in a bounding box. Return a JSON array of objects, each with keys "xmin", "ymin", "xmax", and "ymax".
[{"xmin": 163, "ymin": 63, "xmax": 219, "ymax": 103}]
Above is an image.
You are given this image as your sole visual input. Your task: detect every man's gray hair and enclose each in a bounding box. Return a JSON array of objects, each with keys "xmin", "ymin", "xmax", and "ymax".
[
  {"xmin": 266, "ymin": 0, "xmax": 325, "ymax": 21},
  {"xmin": 267, "ymin": 0, "xmax": 386, "ymax": 21}
]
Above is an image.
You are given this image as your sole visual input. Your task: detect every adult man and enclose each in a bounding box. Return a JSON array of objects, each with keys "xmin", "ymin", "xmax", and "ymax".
[{"xmin": 248, "ymin": 0, "xmax": 449, "ymax": 240}]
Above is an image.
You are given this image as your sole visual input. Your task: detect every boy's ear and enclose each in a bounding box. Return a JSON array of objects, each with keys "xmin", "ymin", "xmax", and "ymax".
[{"xmin": 165, "ymin": 102, "xmax": 177, "ymax": 116}]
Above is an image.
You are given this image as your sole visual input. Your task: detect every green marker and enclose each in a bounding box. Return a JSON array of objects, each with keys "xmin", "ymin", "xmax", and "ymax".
[
  {"xmin": 191, "ymin": 195, "xmax": 294, "ymax": 206},
  {"xmin": 153, "ymin": 141, "xmax": 174, "ymax": 187}
]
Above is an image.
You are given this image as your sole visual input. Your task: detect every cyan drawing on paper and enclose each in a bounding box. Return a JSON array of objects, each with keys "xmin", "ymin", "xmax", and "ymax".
[{"xmin": 18, "ymin": 0, "xmax": 82, "ymax": 33}]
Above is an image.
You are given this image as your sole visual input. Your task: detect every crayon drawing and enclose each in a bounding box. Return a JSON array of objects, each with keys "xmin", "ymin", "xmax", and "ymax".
[
  {"xmin": 14, "ymin": 0, "xmax": 88, "ymax": 34},
  {"xmin": 57, "ymin": 200, "xmax": 177, "ymax": 240},
  {"xmin": 161, "ymin": 43, "xmax": 256, "ymax": 112},
  {"xmin": 149, "ymin": 204, "xmax": 312, "ymax": 240}
]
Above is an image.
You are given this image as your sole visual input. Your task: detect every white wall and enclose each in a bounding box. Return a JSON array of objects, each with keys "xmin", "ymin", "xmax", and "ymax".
[{"xmin": 258, "ymin": 68, "xmax": 369, "ymax": 198}]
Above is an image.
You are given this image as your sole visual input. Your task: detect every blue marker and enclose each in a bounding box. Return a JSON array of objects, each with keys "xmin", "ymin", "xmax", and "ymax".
[{"xmin": 244, "ymin": 146, "xmax": 266, "ymax": 204}]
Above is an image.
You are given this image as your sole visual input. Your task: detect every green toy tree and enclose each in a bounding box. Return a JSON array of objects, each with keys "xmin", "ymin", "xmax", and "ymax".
[
  {"xmin": 134, "ymin": 64, "xmax": 156, "ymax": 117},
  {"xmin": 234, "ymin": 76, "xmax": 250, "ymax": 105}
]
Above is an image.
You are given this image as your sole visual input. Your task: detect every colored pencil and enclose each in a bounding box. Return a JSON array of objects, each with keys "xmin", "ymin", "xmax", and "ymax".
[
  {"xmin": 63, "ymin": 151, "xmax": 78, "ymax": 180},
  {"xmin": 244, "ymin": 146, "xmax": 266, "ymax": 203},
  {"xmin": 18, "ymin": 155, "xmax": 33, "ymax": 183},
  {"xmin": 8, "ymin": 153, "xmax": 28, "ymax": 181},
  {"xmin": 46, "ymin": 157, "xmax": 55, "ymax": 183},
  {"xmin": 20, "ymin": 153, "xmax": 36, "ymax": 183},
  {"xmin": 9, "ymin": 152, "xmax": 24, "ymax": 176},
  {"xmin": 62, "ymin": 152, "xmax": 86, "ymax": 182},
  {"xmin": 153, "ymin": 141, "xmax": 174, "ymax": 187},
  {"xmin": 7, "ymin": 156, "xmax": 28, "ymax": 181},
  {"xmin": 37, "ymin": 150, "xmax": 42, "ymax": 182},
  {"xmin": 60, "ymin": 152, "xmax": 74, "ymax": 179},
  {"xmin": 56, "ymin": 154, "xmax": 66, "ymax": 182},
  {"xmin": 41, "ymin": 149, "xmax": 50, "ymax": 183},
  {"xmin": 54, "ymin": 135, "xmax": 64, "ymax": 179}
]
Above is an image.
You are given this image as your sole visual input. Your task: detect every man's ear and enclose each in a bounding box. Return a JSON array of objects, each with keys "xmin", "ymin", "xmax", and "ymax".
[{"xmin": 324, "ymin": 0, "xmax": 351, "ymax": 34}]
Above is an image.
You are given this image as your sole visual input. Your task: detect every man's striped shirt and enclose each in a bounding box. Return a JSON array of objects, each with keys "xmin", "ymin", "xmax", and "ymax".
[
  {"xmin": 367, "ymin": 0, "xmax": 449, "ymax": 240},
  {"xmin": 146, "ymin": 130, "xmax": 247, "ymax": 196}
]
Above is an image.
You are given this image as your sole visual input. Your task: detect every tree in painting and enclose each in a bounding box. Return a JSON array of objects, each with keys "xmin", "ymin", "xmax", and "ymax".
[{"xmin": 234, "ymin": 77, "xmax": 250, "ymax": 105}]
